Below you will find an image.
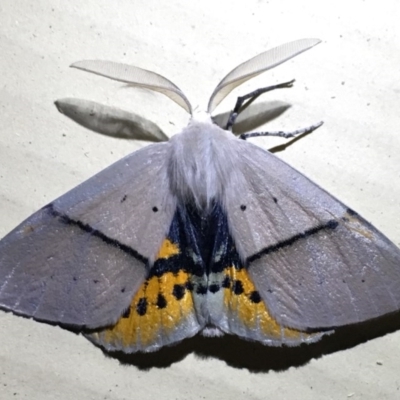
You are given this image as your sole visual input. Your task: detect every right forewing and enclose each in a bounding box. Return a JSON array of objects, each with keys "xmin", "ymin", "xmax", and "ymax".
[{"xmin": 224, "ymin": 139, "xmax": 400, "ymax": 331}]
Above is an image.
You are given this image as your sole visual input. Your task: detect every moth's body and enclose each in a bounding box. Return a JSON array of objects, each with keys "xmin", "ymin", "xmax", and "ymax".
[
  {"xmin": 132, "ymin": 117, "xmax": 262, "ymax": 345},
  {"xmin": 169, "ymin": 116, "xmax": 237, "ymax": 210},
  {"xmin": 86, "ymin": 115, "xmax": 400, "ymax": 353},
  {"xmin": 1, "ymin": 38, "xmax": 400, "ymax": 354}
]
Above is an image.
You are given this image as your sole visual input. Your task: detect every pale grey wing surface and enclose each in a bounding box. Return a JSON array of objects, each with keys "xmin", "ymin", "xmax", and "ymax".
[
  {"xmin": 55, "ymin": 98, "xmax": 168, "ymax": 142},
  {"xmin": 208, "ymin": 38, "xmax": 320, "ymax": 113},
  {"xmin": 0, "ymin": 143, "xmax": 176, "ymax": 329},
  {"xmin": 224, "ymin": 139, "xmax": 400, "ymax": 330},
  {"xmin": 71, "ymin": 60, "xmax": 192, "ymax": 114}
]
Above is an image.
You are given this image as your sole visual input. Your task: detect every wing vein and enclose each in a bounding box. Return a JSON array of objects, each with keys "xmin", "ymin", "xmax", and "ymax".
[
  {"xmin": 45, "ymin": 203, "xmax": 148, "ymax": 265},
  {"xmin": 247, "ymin": 220, "xmax": 339, "ymax": 263}
]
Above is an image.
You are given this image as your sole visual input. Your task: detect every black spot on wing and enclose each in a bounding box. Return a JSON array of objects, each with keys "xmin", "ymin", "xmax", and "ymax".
[
  {"xmin": 222, "ymin": 276, "xmax": 231, "ymax": 288},
  {"xmin": 196, "ymin": 285, "xmax": 208, "ymax": 295},
  {"xmin": 208, "ymin": 283, "xmax": 220, "ymax": 293},
  {"xmin": 249, "ymin": 291, "xmax": 262, "ymax": 304},
  {"xmin": 122, "ymin": 308, "xmax": 131, "ymax": 318},
  {"xmin": 173, "ymin": 284, "xmax": 186, "ymax": 300},
  {"xmin": 136, "ymin": 298, "xmax": 148, "ymax": 316},
  {"xmin": 156, "ymin": 294, "xmax": 167, "ymax": 309},
  {"xmin": 232, "ymin": 280, "xmax": 244, "ymax": 295}
]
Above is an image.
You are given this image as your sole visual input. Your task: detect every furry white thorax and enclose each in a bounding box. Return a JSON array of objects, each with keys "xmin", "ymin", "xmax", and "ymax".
[
  {"xmin": 168, "ymin": 115, "xmax": 240, "ymax": 210},
  {"xmin": 191, "ymin": 109, "xmax": 213, "ymax": 123}
]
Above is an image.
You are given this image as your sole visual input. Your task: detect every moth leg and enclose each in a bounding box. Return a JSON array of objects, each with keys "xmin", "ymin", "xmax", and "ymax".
[
  {"xmin": 226, "ymin": 79, "xmax": 295, "ymax": 130},
  {"xmin": 239, "ymin": 121, "xmax": 323, "ymax": 140}
]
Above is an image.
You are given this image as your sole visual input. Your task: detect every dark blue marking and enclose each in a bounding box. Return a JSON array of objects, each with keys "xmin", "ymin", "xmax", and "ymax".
[{"xmin": 149, "ymin": 202, "xmax": 242, "ymax": 279}]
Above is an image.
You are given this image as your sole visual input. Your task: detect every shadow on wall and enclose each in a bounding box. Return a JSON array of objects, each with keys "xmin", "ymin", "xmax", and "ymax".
[{"xmin": 106, "ymin": 311, "xmax": 400, "ymax": 371}]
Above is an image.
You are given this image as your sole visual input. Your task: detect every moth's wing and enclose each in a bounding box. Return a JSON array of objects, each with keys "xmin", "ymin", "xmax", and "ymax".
[
  {"xmin": 55, "ymin": 98, "xmax": 169, "ymax": 142},
  {"xmin": 224, "ymin": 139, "xmax": 400, "ymax": 330},
  {"xmin": 71, "ymin": 60, "xmax": 192, "ymax": 114},
  {"xmin": 211, "ymin": 262, "xmax": 329, "ymax": 346},
  {"xmin": 205, "ymin": 203, "xmax": 328, "ymax": 346},
  {"xmin": 0, "ymin": 143, "xmax": 176, "ymax": 329},
  {"xmin": 208, "ymin": 38, "xmax": 320, "ymax": 113},
  {"xmin": 86, "ymin": 205, "xmax": 207, "ymax": 353}
]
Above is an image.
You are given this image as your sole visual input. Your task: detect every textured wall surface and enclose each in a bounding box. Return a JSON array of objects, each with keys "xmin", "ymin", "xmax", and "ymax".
[{"xmin": 0, "ymin": 1, "xmax": 399, "ymax": 399}]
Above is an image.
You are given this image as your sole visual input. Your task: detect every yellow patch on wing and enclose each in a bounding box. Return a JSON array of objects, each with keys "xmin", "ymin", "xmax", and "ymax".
[
  {"xmin": 342, "ymin": 211, "xmax": 374, "ymax": 240},
  {"xmin": 87, "ymin": 238, "xmax": 195, "ymax": 351},
  {"xmin": 88, "ymin": 270, "xmax": 195, "ymax": 351},
  {"xmin": 22, "ymin": 224, "xmax": 36, "ymax": 235},
  {"xmin": 156, "ymin": 238, "xmax": 180, "ymax": 259},
  {"xmin": 223, "ymin": 266, "xmax": 312, "ymax": 340}
]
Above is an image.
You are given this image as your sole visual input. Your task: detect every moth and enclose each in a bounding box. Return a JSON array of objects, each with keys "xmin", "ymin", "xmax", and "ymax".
[{"xmin": 1, "ymin": 39, "xmax": 400, "ymax": 354}]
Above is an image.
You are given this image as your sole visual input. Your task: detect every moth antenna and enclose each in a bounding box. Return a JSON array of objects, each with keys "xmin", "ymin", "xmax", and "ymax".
[
  {"xmin": 55, "ymin": 98, "xmax": 169, "ymax": 142},
  {"xmin": 207, "ymin": 38, "xmax": 321, "ymax": 113},
  {"xmin": 71, "ymin": 60, "xmax": 193, "ymax": 115}
]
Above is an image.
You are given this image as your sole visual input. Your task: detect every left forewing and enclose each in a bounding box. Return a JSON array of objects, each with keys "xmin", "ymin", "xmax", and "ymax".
[
  {"xmin": 224, "ymin": 139, "xmax": 400, "ymax": 331},
  {"xmin": 0, "ymin": 143, "xmax": 176, "ymax": 329}
]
